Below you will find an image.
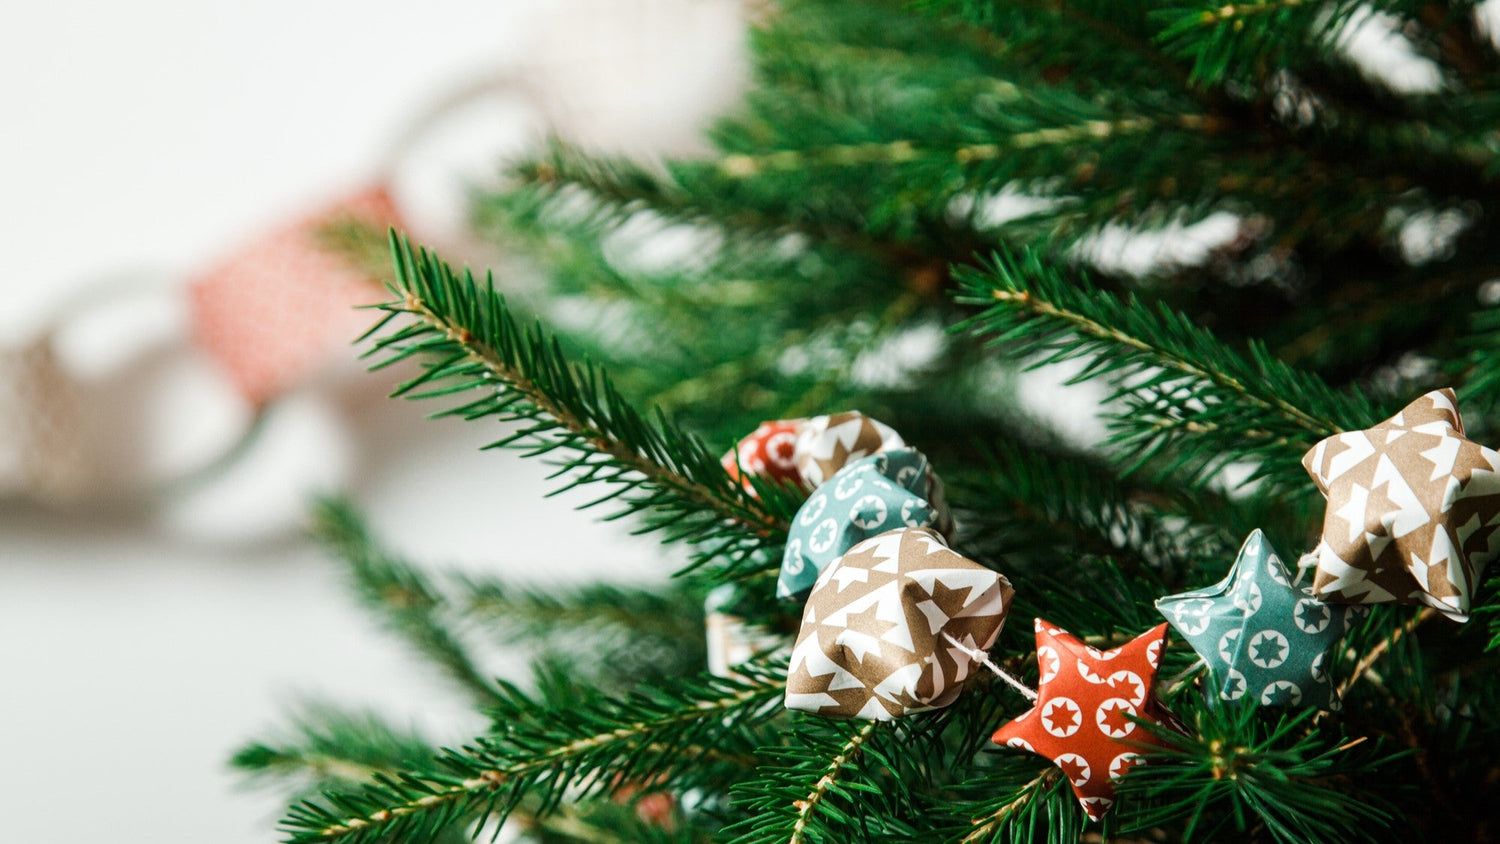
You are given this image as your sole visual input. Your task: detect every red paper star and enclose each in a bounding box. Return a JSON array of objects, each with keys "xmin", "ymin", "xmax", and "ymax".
[
  {"xmin": 722, "ymin": 420, "xmax": 804, "ymax": 493},
  {"xmin": 991, "ymin": 619, "xmax": 1179, "ymax": 821}
]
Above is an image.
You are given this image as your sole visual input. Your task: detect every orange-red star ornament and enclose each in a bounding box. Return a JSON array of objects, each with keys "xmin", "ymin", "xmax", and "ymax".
[
  {"xmin": 991, "ymin": 619, "xmax": 1180, "ymax": 821},
  {"xmin": 722, "ymin": 419, "xmax": 805, "ymax": 493}
]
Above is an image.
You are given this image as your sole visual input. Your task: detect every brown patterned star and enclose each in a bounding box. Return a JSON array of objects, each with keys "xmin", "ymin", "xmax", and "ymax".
[
  {"xmin": 785, "ymin": 527, "xmax": 1013, "ymax": 720},
  {"xmin": 1303, "ymin": 388, "xmax": 1500, "ymax": 620}
]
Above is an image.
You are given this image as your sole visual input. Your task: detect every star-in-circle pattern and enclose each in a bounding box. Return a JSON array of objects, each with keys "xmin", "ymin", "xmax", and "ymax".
[
  {"xmin": 779, "ymin": 448, "xmax": 954, "ymax": 600},
  {"xmin": 1156, "ymin": 530, "xmax": 1362, "ymax": 710},
  {"xmin": 1303, "ymin": 388, "xmax": 1500, "ymax": 620},
  {"xmin": 991, "ymin": 619, "xmax": 1179, "ymax": 821},
  {"xmin": 785, "ymin": 527, "xmax": 1013, "ymax": 720},
  {"xmin": 722, "ymin": 419, "xmax": 805, "ymax": 494}
]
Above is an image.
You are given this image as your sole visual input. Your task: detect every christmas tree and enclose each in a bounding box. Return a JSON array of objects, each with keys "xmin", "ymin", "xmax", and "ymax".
[{"xmin": 233, "ymin": 1, "xmax": 1500, "ymax": 841}]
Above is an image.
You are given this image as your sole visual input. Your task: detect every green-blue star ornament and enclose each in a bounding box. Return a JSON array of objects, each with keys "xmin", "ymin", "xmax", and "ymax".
[{"xmin": 1155, "ymin": 530, "xmax": 1362, "ymax": 710}]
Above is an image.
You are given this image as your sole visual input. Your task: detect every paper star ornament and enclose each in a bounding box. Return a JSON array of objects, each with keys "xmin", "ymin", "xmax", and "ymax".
[
  {"xmin": 991, "ymin": 620, "xmax": 1178, "ymax": 821},
  {"xmin": 779, "ymin": 448, "xmax": 954, "ymax": 600},
  {"xmin": 1303, "ymin": 388, "xmax": 1500, "ymax": 620},
  {"xmin": 794, "ymin": 411, "xmax": 905, "ymax": 489},
  {"xmin": 785, "ymin": 527, "xmax": 1013, "ymax": 720},
  {"xmin": 704, "ymin": 584, "xmax": 784, "ymax": 681},
  {"xmin": 1156, "ymin": 530, "xmax": 1361, "ymax": 710},
  {"xmin": 722, "ymin": 419, "xmax": 805, "ymax": 493}
]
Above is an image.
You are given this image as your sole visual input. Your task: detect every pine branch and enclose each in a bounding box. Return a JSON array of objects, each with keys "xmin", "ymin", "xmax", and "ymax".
[
  {"xmin": 233, "ymin": 702, "xmax": 443, "ymax": 794},
  {"xmin": 510, "ymin": 799, "xmax": 706, "ymax": 844},
  {"xmin": 312, "ymin": 499, "xmax": 507, "ymax": 709},
  {"xmin": 1341, "ymin": 607, "xmax": 1437, "ymax": 697},
  {"xmin": 457, "ymin": 575, "xmax": 704, "ymax": 648},
  {"xmin": 948, "ymin": 438, "xmax": 1237, "ymax": 581},
  {"xmin": 955, "ymin": 247, "xmax": 1382, "ymax": 492},
  {"xmin": 280, "ymin": 660, "xmax": 785, "ymax": 844},
  {"xmin": 314, "ymin": 498, "xmax": 710, "ymax": 694},
  {"xmin": 944, "ymin": 762, "xmax": 1080, "ymax": 844},
  {"xmin": 723, "ymin": 719, "xmax": 899, "ymax": 844},
  {"xmin": 787, "ymin": 721, "xmax": 877, "ymax": 844},
  {"xmin": 1113, "ymin": 706, "xmax": 1397, "ymax": 843},
  {"xmin": 1153, "ymin": 0, "xmax": 1363, "ymax": 87},
  {"xmin": 364, "ymin": 235, "xmax": 795, "ymax": 578},
  {"xmin": 1456, "ymin": 294, "xmax": 1500, "ymax": 423},
  {"xmin": 712, "ymin": 113, "xmax": 1216, "ymax": 179}
]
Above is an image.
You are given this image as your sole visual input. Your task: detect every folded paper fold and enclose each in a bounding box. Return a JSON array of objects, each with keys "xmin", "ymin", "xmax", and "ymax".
[
  {"xmin": 778, "ymin": 448, "xmax": 953, "ymax": 600},
  {"xmin": 1303, "ymin": 388, "xmax": 1500, "ymax": 620},
  {"xmin": 991, "ymin": 619, "xmax": 1179, "ymax": 821},
  {"xmin": 786, "ymin": 527, "xmax": 1012, "ymax": 720},
  {"xmin": 722, "ymin": 419, "xmax": 805, "ymax": 493},
  {"xmin": 1157, "ymin": 530, "xmax": 1361, "ymax": 710},
  {"xmin": 793, "ymin": 411, "xmax": 905, "ymax": 489}
]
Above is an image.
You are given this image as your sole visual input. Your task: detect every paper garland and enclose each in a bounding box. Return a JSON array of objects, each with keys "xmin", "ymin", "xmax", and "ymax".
[
  {"xmin": 743, "ymin": 387, "xmax": 1499, "ymax": 822},
  {"xmin": 778, "ymin": 448, "xmax": 954, "ymax": 600},
  {"xmin": 785, "ymin": 527, "xmax": 1013, "ymax": 721},
  {"xmin": 1157, "ymin": 530, "xmax": 1362, "ymax": 710},
  {"xmin": 189, "ymin": 186, "xmax": 400, "ymax": 406},
  {"xmin": 991, "ymin": 620, "xmax": 1179, "ymax": 820},
  {"xmin": 1303, "ymin": 388, "xmax": 1500, "ymax": 620}
]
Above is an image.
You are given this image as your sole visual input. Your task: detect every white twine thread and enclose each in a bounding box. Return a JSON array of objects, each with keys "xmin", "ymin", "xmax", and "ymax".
[
  {"xmin": 941, "ymin": 631, "xmax": 1038, "ymax": 702},
  {"xmin": 1164, "ymin": 656, "xmax": 1206, "ymax": 693}
]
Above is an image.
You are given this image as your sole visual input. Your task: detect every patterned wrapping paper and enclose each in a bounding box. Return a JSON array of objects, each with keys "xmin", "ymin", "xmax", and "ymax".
[
  {"xmin": 778, "ymin": 448, "xmax": 954, "ymax": 600},
  {"xmin": 1303, "ymin": 388, "xmax": 1500, "ymax": 620},
  {"xmin": 704, "ymin": 584, "xmax": 785, "ymax": 680},
  {"xmin": 188, "ymin": 186, "xmax": 401, "ymax": 406},
  {"xmin": 793, "ymin": 411, "xmax": 906, "ymax": 489},
  {"xmin": 0, "ymin": 338, "xmax": 96, "ymax": 504},
  {"xmin": 785, "ymin": 527, "xmax": 1013, "ymax": 721},
  {"xmin": 721, "ymin": 419, "xmax": 805, "ymax": 493},
  {"xmin": 1157, "ymin": 530, "xmax": 1362, "ymax": 710},
  {"xmin": 991, "ymin": 620, "xmax": 1178, "ymax": 821}
]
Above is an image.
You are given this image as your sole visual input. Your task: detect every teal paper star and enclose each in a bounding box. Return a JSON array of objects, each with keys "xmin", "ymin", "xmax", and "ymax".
[{"xmin": 1156, "ymin": 530, "xmax": 1362, "ymax": 710}]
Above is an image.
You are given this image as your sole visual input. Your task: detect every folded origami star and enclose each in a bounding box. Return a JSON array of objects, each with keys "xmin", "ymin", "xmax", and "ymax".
[
  {"xmin": 1303, "ymin": 388, "xmax": 1500, "ymax": 620},
  {"xmin": 1156, "ymin": 530, "xmax": 1361, "ymax": 710},
  {"xmin": 778, "ymin": 448, "xmax": 953, "ymax": 600},
  {"xmin": 722, "ymin": 419, "xmax": 805, "ymax": 493},
  {"xmin": 991, "ymin": 620, "xmax": 1178, "ymax": 821},
  {"xmin": 794, "ymin": 411, "xmax": 906, "ymax": 489},
  {"xmin": 785, "ymin": 527, "xmax": 1013, "ymax": 720}
]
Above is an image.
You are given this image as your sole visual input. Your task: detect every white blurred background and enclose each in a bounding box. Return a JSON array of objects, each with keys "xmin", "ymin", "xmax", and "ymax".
[{"xmin": 0, "ymin": 2, "xmax": 745, "ymax": 841}]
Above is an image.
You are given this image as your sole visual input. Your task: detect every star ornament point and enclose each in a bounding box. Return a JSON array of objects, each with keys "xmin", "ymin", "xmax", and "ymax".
[
  {"xmin": 1156, "ymin": 530, "xmax": 1358, "ymax": 710},
  {"xmin": 991, "ymin": 620, "xmax": 1179, "ymax": 821},
  {"xmin": 1304, "ymin": 389, "xmax": 1500, "ymax": 621},
  {"xmin": 786, "ymin": 527, "xmax": 1013, "ymax": 720}
]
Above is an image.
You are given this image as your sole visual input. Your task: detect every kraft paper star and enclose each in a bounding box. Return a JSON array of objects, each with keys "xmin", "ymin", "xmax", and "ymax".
[
  {"xmin": 793, "ymin": 411, "xmax": 905, "ymax": 489},
  {"xmin": 785, "ymin": 527, "xmax": 1012, "ymax": 720},
  {"xmin": 1157, "ymin": 530, "xmax": 1361, "ymax": 710},
  {"xmin": 991, "ymin": 619, "xmax": 1178, "ymax": 821},
  {"xmin": 1303, "ymin": 388, "xmax": 1500, "ymax": 620}
]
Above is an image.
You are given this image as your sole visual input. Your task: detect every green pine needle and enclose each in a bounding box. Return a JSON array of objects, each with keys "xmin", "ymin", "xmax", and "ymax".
[
  {"xmin": 955, "ymin": 247, "xmax": 1382, "ymax": 493},
  {"xmin": 279, "ymin": 660, "xmax": 785, "ymax": 843},
  {"xmin": 364, "ymin": 234, "xmax": 798, "ymax": 579}
]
